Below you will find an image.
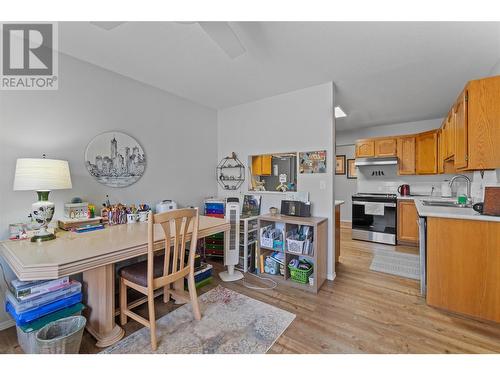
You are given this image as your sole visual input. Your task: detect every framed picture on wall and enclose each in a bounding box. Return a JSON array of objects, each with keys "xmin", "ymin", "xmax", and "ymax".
[
  {"xmin": 299, "ymin": 150, "xmax": 327, "ymax": 173},
  {"xmin": 335, "ymin": 155, "xmax": 346, "ymax": 175},
  {"xmin": 347, "ymin": 159, "xmax": 357, "ymax": 179}
]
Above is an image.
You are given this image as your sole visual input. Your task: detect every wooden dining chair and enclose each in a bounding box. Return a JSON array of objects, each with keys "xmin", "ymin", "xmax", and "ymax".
[{"xmin": 119, "ymin": 208, "xmax": 202, "ymax": 350}]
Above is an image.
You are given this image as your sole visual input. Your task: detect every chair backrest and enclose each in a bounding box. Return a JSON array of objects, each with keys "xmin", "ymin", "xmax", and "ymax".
[{"xmin": 147, "ymin": 208, "xmax": 199, "ymax": 289}]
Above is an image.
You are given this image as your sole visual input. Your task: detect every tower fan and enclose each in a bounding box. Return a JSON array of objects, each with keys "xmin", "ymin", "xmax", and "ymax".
[{"xmin": 219, "ymin": 197, "xmax": 244, "ymax": 282}]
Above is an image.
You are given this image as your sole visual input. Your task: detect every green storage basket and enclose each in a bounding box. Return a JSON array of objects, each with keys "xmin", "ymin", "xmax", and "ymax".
[{"xmin": 288, "ymin": 264, "xmax": 313, "ymax": 284}]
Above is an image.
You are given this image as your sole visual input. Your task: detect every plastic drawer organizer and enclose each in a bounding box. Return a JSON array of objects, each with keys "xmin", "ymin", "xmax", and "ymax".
[
  {"xmin": 6, "ymin": 281, "xmax": 81, "ymax": 314},
  {"xmin": 204, "ymin": 199, "xmax": 225, "ymax": 258}
]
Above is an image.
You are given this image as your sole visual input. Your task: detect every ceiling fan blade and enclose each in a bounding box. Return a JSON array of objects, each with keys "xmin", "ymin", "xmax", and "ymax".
[
  {"xmin": 90, "ymin": 22, "xmax": 126, "ymax": 31},
  {"xmin": 198, "ymin": 22, "xmax": 246, "ymax": 59}
]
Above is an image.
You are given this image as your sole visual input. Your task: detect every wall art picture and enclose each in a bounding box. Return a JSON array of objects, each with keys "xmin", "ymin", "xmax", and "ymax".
[
  {"xmin": 85, "ymin": 131, "xmax": 146, "ymax": 188},
  {"xmin": 335, "ymin": 155, "xmax": 346, "ymax": 175},
  {"xmin": 347, "ymin": 158, "xmax": 357, "ymax": 179},
  {"xmin": 299, "ymin": 150, "xmax": 327, "ymax": 174}
]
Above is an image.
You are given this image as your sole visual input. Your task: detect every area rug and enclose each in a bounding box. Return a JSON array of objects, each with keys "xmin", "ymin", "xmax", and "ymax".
[
  {"xmin": 369, "ymin": 249, "xmax": 420, "ymax": 280},
  {"xmin": 101, "ymin": 285, "xmax": 295, "ymax": 354}
]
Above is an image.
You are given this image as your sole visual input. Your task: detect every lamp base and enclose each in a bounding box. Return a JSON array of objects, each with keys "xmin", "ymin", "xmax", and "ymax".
[
  {"xmin": 31, "ymin": 191, "xmax": 56, "ymax": 242},
  {"xmin": 31, "ymin": 232, "xmax": 56, "ymax": 242}
]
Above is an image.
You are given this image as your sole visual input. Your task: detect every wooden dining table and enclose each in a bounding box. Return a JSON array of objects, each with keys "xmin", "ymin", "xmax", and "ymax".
[{"xmin": 0, "ymin": 215, "xmax": 230, "ymax": 347}]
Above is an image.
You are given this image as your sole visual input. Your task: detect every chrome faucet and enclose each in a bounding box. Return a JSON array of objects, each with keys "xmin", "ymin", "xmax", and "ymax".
[{"xmin": 449, "ymin": 174, "xmax": 472, "ymax": 203}]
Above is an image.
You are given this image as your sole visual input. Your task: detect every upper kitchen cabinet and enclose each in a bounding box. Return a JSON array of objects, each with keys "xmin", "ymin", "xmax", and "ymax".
[
  {"xmin": 454, "ymin": 88, "xmax": 468, "ymax": 169},
  {"xmin": 459, "ymin": 76, "xmax": 500, "ymax": 170},
  {"xmin": 437, "ymin": 130, "xmax": 445, "ymax": 174},
  {"xmin": 354, "ymin": 74, "xmax": 500, "ymax": 173},
  {"xmin": 416, "ymin": 130, "xmax": 438, "ymax": 174},
  {"xmin": 443, "ymin": 110, "xmax": 455, "ymax": 160},
  {"xmin": 355, "ymin": 137, "xmax": 397, "ymax": 158},
  {"xmin": 397, "ymin": 136, "xmax": 416, "ymax": 175},
  {"xmin": 355, "ymin": 139, "xmax": 375, "ymax": 158},
  {"xmin": 251, "ymin": 155, "xmax": 272, "ymax": 176},
  {"xmin": 374, "ymin": 138, "xmax": 397, "ymax": 157}
]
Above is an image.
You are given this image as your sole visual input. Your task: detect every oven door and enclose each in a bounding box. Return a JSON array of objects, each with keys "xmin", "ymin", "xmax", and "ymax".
[{"xmin": 352, "ymin": 200, "xmax": 397, "ymax": 245}]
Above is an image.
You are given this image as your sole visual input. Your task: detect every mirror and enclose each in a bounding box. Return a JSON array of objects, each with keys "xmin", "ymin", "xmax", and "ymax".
[{"xmin": 249, "ymin": 153, "xmax": 297, "ymax": 192}]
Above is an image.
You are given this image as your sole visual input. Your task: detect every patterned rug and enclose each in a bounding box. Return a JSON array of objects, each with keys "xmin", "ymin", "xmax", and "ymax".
[
  {"xmin": 101, "ymin": 285, "xmax": 295, "ymax": 354},
  {"xmin": 369, "ymin": 249, "xmax": 420, "ymax": 280}
]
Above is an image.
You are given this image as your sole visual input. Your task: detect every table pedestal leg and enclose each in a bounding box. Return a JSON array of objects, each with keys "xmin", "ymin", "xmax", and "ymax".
[{"xmin": 82, "ymin": 264, "xmax": 125, "ymax": 348}]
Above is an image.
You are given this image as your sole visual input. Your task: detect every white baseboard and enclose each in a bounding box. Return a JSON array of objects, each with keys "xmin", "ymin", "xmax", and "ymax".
[
  {"xmin": 0, "ymin": 319, "xmax": 15, "ymax": 331},
  {"xmin": 327, "ymin": 272, "xmax": 336, "ymax": 281}
]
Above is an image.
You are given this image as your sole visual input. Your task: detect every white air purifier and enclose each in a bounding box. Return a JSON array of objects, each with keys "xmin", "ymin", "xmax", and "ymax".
[{"xmin": 219, "ymin": 197, "xmax": 244, "ymax": 282}]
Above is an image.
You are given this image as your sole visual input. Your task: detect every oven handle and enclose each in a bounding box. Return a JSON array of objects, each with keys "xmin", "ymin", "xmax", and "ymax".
[{"xmin": 352, "ymin": 201, "xmax": 396, "ymax": 208}]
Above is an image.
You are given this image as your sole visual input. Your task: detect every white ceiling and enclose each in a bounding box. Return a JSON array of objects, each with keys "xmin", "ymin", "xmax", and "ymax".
[{"xmin": 58, "ymin": 22, "xmax": 500, "ymax": 131}]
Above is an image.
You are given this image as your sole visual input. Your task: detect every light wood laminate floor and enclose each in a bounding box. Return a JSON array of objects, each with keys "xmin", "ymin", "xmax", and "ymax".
[{"xmin": 1, "ymin": 226, "xmax": 499, "ymax": 354}]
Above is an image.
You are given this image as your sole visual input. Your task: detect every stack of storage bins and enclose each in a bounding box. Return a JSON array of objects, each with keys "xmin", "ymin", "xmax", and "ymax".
[
  {"xmin": 5, "ymin": 277, "xmax": 84, "ymax": 353},
  {"xmin": 204, "ymin": 199, "xmax": 225, "ymax": 258}
]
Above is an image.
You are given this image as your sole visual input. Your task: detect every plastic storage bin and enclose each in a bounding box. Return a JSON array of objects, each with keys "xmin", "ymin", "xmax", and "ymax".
[
  {"xmin": 288, "ymin": 264, "xmax": 313, "ymax": 284},
  {"xmin": 34, "ymin": 316, "xmax": 86, "ymax": 354},
  {"xmin": 286, "ymin": 238, "xmax": 305, "ymax": 254},
  {"xmin": 6, "ymin": 281, "xmax": 81, "ymax": 314},
  {"xmin": 6, "ymin": 292, "xmax": 83, "ymax": 326}
]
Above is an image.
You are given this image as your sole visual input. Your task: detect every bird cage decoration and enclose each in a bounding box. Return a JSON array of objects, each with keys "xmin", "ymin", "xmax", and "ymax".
[{"xmin": 216, "ymin": 152, "xmax": 245, "ymax": 190}]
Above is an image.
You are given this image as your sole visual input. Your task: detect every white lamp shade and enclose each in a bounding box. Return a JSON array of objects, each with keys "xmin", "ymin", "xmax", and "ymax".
[{"xmin": 13, "ymin": 158, "xmax": 72, "ymax": 191}]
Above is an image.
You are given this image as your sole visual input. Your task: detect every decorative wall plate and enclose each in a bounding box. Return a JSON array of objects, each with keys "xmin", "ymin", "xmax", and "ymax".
[{"xmin": 85, "ymin": 131, "xmax": 146, "ymax": 188}]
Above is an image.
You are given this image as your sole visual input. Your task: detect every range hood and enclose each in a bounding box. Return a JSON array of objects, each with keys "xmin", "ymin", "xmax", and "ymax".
[{"xmin": 355, "ymin": 157, "xmax": 398, "ymax": 166}]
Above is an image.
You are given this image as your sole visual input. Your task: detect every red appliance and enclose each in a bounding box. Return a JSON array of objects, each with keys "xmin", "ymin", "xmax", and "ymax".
[{"xmin": 398, "ymin": 184, "xmax": 410, "ymax": 196}]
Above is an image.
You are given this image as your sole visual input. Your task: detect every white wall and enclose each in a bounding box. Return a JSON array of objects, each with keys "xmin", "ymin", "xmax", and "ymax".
[
  {"xmin": 336, "ymin": 118, "xmax": 442, "ymax": 146},
  {"xmin": 217, "ymin": 82, "xmax": 336, "ymax": 279},
  {"xmin": 0, "ymin": 53, "xmax": 218, "ymax": 329}
]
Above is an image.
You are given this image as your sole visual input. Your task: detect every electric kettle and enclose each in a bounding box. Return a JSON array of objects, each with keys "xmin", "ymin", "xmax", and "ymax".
[{"xmin": 398, "ymin": 184, "xmax": 410, "ymax": 196}]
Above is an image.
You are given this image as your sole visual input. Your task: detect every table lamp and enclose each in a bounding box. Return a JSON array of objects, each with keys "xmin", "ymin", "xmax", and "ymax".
[{"xmin": 13, "ymin": 157, "xmax": 72, "ymax": 242}]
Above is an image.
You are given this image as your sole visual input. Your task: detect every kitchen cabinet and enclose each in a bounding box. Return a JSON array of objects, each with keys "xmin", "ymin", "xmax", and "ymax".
[
  {"xmin": 437, "ymin": 130, "xmax": 444, "ymax": 174},
  {"xmin": 415, "ymin": 130, "xmax": 438, "ymax": 174},
  {"xmin": 251, "ymin": 155, "xmax": 272, "ymax": 176},
  {"xmin": 397, "ymin": 136, "xmax": 416, "ymax": 175},
  {"xmin": 397, "ymin": 200, "xmax": 419, "ymax": 246},
  {"xmin": 462, "ymin": 76, "xmax": 500, "ymax": 170},
  {"xmin": 441, "ymin": 119, "xmax": 448, "ymax": 160},
  {"xmin": 335, "ymin": 205, "xmax": 341, "ymax": 264},
  {"xmin": 374, "ymin": 137, "xmax": 397, "ymax": 157},
  {"xmin": 354, "ymin": 76, "xmax": 500, "ymax": 173},
  {"xmin": 426, "ymin": 217, "xmax": 500, "ymax": 323},
  {"xmin": 355, "ymin": 140, "xmax": 375, "ymax": 158},
  {"xmin": 442, "ymin": 111, "xmax": 455, "ymax": 160},
  {"xmin": 454, "ymin": 89, "xmax": 468, "ymax": 169}
]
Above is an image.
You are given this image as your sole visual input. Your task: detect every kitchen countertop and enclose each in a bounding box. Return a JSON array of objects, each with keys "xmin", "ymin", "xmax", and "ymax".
[
  {"xmin": 414, "ymin": 198, "xmax": 500, "ymax": 223},
  {"xmin": 397, "ymin": 194, "xmax": 436, "ymax": 201},
  {"xmin": 335, "ymin": 200, "xmax": 345, "ymax": 206}
]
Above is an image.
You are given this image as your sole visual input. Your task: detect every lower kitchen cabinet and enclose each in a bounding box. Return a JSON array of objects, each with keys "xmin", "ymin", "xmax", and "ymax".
[
  {"xmin": 426, "ymin": 217, "xmax": 500, "ymax": 323},
  {"xmin": 397, "ymin": 200, "xmax": 419, "ymax": 246}
]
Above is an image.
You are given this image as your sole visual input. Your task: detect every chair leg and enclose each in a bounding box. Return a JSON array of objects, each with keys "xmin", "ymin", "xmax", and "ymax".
[
  {"xmin": 119, "ymin": 278, "xmax": 128, "ymax": 326},
  {"xmin": 187, "ymin": 274, "xmax": 201, "ymax": 321},
  {"xmin": 147, "ymin": 292, "xmax": 158, "ymax": 350},
  {"xmin": 163, "ymin": 284, "xmax": 171, "ymax": 303}
]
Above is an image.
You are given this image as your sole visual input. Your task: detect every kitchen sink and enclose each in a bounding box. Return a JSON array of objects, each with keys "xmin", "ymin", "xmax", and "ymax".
[{"xmin": 421, "ymin": 200, "xmax": 472, "ymax": 208}]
